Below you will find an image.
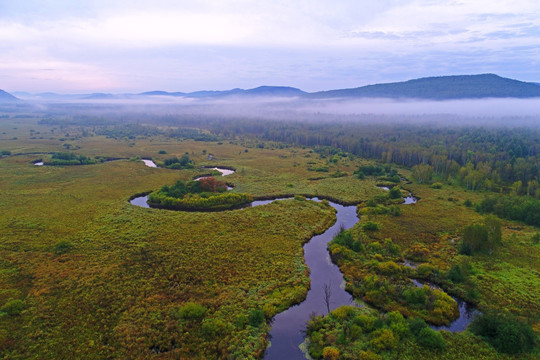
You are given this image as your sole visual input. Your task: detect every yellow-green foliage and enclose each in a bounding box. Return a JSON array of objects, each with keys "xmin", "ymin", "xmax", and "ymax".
[
  {"xmin": 306, "ymin": 306, "xmax": 535, "ymax": 360},
  {"xmin": 0, "ymin": 135, "xmax": 347, "ymax": 358},
  {"xmin": 148, "ymin": 190, "xmax": 253, "ymax": 211},
  {"xmin": 1, "ymin": 117, "xmax": 539, "ymax": 358},
  {"xmin": 343, "ymin": 181, "xmax": 540, "ymax": 327},
  {"xmin": 329, "ymin": 230, "xmax": 458, "ymax": 326}
]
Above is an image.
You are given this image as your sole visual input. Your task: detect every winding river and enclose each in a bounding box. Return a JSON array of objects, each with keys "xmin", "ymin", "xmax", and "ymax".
[
  {"xmin": 406, "ymin": 261, "xmax": 480, "ymax": 332},
  {"xmin": 264, "ymin": 199, "xmax": 359, "ymax": 360},
  {"xmin": 131, "ymin": 173, "xmax": 477, "ymax": 358}
]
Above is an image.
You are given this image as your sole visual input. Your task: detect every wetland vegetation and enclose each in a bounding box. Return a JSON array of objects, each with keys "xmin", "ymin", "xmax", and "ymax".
[
  {"xmin": 148, "ymin": 177, "xmax": 253, "ymax": 211},
  {"xmin": 0, "ymin": 105, "xmax": 538, "ymax": 359}
]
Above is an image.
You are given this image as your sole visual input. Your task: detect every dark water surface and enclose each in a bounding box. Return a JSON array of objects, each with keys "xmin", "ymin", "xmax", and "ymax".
[{"xmin": 263, "ymin": 199, "xmax": 359, "ymax": 360}]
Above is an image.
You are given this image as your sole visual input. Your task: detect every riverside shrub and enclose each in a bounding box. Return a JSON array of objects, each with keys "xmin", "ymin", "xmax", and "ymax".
[{"xmin": 470, "ymin": 312, "xmax": 537, "ymax": 354}]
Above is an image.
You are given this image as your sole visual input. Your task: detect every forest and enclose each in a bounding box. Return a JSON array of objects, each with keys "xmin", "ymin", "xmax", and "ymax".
[{"xmin": 0, "ymin": 105, "xmax": 538, "ymax": 359}]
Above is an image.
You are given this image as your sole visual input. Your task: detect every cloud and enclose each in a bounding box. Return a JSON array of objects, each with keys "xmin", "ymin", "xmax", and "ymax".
[{"xmin": 1, "ymin": 0, "xmax": 540, "ymax": 92}]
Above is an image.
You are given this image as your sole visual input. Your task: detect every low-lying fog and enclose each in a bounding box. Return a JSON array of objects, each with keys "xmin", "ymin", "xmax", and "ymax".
[{"xmin": 14, "ymin": 95, "xmax": 540, "ymax": 127}]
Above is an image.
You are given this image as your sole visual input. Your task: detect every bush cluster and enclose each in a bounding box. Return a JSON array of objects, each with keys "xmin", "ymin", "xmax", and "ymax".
[
  {"xmin": 307, "ymin": 307, "xmax": 446, "ymax": 359},
  {"xmin": 148, "ymin": 177, "xmax": 252, "ymax": 211},
  {"xmin": 470, "ymin": 312, "xmax": 537, "ymax": 354}
]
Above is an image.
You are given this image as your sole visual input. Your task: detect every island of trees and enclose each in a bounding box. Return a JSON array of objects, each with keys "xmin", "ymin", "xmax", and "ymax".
[{"xmin": 148, "ymin": 177, "xmax": 253, "ymax": 211}]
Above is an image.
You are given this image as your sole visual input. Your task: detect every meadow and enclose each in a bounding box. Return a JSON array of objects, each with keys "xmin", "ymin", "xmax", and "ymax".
[
  {"xmin": 0, "ymin": 116, "xmax": 376, "ymax": 359},
  {"xmin": 0, "ymin": 113, "xmax": 538, "ymax": 359}
]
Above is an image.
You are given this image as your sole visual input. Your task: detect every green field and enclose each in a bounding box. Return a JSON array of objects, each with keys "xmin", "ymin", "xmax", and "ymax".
[{"xmin": 0, "ymin": 114, "xmax": 538, "ymax": 359}]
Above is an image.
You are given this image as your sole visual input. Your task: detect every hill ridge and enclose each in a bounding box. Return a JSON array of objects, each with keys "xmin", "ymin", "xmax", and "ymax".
[{"xmin": 308, "ymin": 74, "xmax": 540, "ymax": 99}]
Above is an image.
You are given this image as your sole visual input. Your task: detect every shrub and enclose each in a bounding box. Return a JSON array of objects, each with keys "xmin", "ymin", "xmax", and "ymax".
[
  {"xmin": 447, "ymin": 264, "xmax": 466, "ymax": 283},
  {"xmin": 333, "ymin": 228, "xmax": 354, "ymax": 249},
  {"xmin": 389, "ymin": 205, "xmax": 401, "ymax": 216},
  {"xmin": 177, "ymin": 302, "xmax": 207, "ymax": 321},
  {"xmin": 477, "ymin": 194, "xmax": 540, "ymax": 227},
  {"xmin": 416, "ymin": 327, "xmax": 445, "ymax": 350},
  {"xmin": 377, "ymin": 261, "xmax": 400, "ymax": 276},
  {"xmin": 370, "ymin": 328, "xmax": 398, "ymax": 351},
  {"xmin": 431, "ymin": 182, "xmax": 443, "ymax": 189},
  {"xmin": 459, "ymin": 241, "xmax": 473, "ymax": 256},
  {"xmin": 248, "ymin": 309, "xmax": 265, "ymax": 327},
  {"xmin": 389, "ymin": 186, "xmax": 402, "ymax": 199},
  {"xmin": 416, "ymin": 264, "xmax": 437, "ymax": 278},
  {"xmin": 1, "ymin": 299, "xmax": 26, "ymax": 316},
  {"xmin": 407, "ymin": 244, "xmax": 429, "ymax": 261},
  {"xmin": 53, "ymin": 240, "xmax": 73, "ymax": 255},
  {"xmin": 322, "ymin": 347, "xmax": 340, "ymax": 360},
  {"xmin": 363, "ymin": 221, "xmax": 379, "ymax": 231},
  {"xmin": 409, "ymin": 317, "xmax": 428, "ymax": 336},
  {"xmin": 403, "ymin": 287, "xmax": 427, "ymax": 306},
  {"xmin": 357, "ymin": 164, "xmax": 385, "ymax": 176},
  {"xmin": 470, "ymin": 312, "xmax": 537, "ymax": 354},
  {"xmin": 386, "ymin": 311, "xmax": 409, "ymax": 338},
  {"xmin": 201, "ymin": 318, "xmax": 228, "ymax": 338},
  {"xmin": 464, "ymin": 199, "xmax": 473, "ymax": 207},
  {"xmin": 390, "ymin": 175, "xmax": 401, "ymax": 183},
  {"xmin": 460, "ymin": 216, "xmax": 501, "ymax": 255},
  {"xmin": 158, "ymin": 150, "xmax": 167, "ymax": 154}
]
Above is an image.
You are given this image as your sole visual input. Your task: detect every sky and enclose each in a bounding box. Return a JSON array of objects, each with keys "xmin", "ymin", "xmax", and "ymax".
[{"xmin": 1, "ymin": 0, "xmax": 540, "ymax": 93}]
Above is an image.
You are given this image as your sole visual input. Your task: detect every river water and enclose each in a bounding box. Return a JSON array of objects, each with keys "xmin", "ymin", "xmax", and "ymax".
[
  {"xmin": 264, "ymin": 199, "xmax": 359, "ymax": 360},
  {"xmin": 130, "ymin": 182, "xmax": 476, "ymax": 358},
  {"xmin": 142, "ymin": 159, "xmax": 157, "ymax": 168}
]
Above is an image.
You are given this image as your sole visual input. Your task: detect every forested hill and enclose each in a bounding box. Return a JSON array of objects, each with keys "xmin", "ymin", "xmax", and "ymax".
[
  {"xmin": 308, "ymin": 74, "xmax": 540, "ymax": 100},
  {"xmin": 0, "ymin": 89, "xmax": 18, "ymax": 102}
]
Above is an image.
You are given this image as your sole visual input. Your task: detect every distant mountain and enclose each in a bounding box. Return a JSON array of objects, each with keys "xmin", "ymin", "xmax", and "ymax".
[
  {"xmin": 81, "ymin": 93, "xmax": 117, "ymax": 100},
  {"xmin": 139, "ymin": 90, "xmax": 185, "ymax": 96},
  {"xmin": 243, "ymin": 86, "xmax": 306, "ymax": 96},
  {"xmin": 186, "ymin": 88, "xmax": 245, "ymax": 98},
  {"xmin": 136, "ymin": 86, "xmax": 304, "ymax": 98},
  {"xmin": 185, "ymin": 86, "xmax": 305, "ymax": 98},
  {"xmin": 309, "ymin": 74, "xmax": 540, "ymax": 100},
  {"xmin": 0, "ymin": 89, "xmax": 19, "ymax": 102},
  {"xmin": 12, "ymin": 75, "xmax": 540, "ymax": 101},
  {"xmin": 14, "ymin": 92, "xmax": 85, "ymax": 100}
]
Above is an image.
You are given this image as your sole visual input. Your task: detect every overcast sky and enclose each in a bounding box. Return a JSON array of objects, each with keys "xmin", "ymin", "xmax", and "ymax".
[{"xmin": 1, "ymin": 0, "xmax": 539, "ymax": 93}]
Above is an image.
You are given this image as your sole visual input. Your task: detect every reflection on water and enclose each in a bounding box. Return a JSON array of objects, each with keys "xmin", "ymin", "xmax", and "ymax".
[{"xmin": 142, "ymin": 159, "xmax": 157, "ymax": 168}]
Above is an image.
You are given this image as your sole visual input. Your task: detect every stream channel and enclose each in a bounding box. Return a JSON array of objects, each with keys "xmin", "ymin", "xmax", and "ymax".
[{"xmin": 130, "ymin": 168, "xmax": 478, "ymax": 359}]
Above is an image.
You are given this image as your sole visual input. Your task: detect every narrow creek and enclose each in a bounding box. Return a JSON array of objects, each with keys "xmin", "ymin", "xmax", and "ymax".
[
  {"xmin": 130, "ymin": 178, "xmax": 478, "ymax": 358},
  {"xmin": 405, "ymin": 261, "xmax": 480, "ymax": 332}
]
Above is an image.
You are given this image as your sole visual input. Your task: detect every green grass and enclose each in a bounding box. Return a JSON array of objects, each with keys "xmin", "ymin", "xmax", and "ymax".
[
  {"xmin": 0, "ymin": 116, "xmax": 538, "ymax": 358},
  {"xmin": 0, "ymin": 118, "xmax": 382, "ymax": 358}
]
